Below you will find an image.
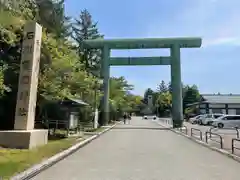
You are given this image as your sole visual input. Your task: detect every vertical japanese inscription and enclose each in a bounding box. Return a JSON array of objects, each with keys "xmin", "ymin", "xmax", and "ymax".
[
  {"xmin": 21, "ymin": 60, "xmax": 31, "ymax": 70},
  {"xmin": 14, "ymin": 22, "xmax": 42, "ymax": 130},
  {"xmin": 19, "ymin": 91, "xmax": 29, "ymax": 102},
  {"xmin": 21, "ymin": 75, "xmax": 30, "ymax": 84}
]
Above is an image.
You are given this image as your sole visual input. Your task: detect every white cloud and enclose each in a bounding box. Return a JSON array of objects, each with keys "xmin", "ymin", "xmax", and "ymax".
[
  {"xmin": 203, "ymin": 37, "xmax": 240, "ymax": 47},
  {"xmin": 146, "ymin": 0, "xmax": 240, "ymax": 47}
]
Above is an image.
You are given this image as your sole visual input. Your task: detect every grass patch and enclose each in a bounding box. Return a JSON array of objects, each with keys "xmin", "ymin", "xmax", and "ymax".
[
  {"xmin": 95, "ymin": 127, "xmax": 107, "ymax": 132},
  {"xmin": 84, "ymin": 127, "xmax": 106, "ymax": 132},
  {"xmin": 0, "ymin": 137, "xmax": 81, "ymax": 178}
]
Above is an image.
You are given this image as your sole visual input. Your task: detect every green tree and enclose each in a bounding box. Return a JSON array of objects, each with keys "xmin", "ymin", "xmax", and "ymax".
[
  {"xmin": 183, "ymin": 85, "xmax": 201, "ymax": 111},
  {"xmin": 36, "ymin": 0, "xmax": 72, "ymax": 38},
  {"xmin": 0, "ymin": 1, "xmax": 92, "ymax": 129},
  {"xmin": 72, "ymin": 9, "xmax": 103, "ymax": 74},
  {"xmin": 109, "ymin": 76, "xmax": 134, "ymax": 111},
  {"xmin": 97, "ymin": 76, "xmax": 136, "ymax": 125},
  {"xmin": 0, "ymin": 1, "xmax": 142, "ymax": 131},
  {"xmin": 155, "ymin": 91, "xmax": 172, "ymax": 116},
  {"xmin": 0, "ymin": 62, "xmax": 8, "ymax": 96},
  {"xmin": 167, "ymin": 82, "xmax": 172, "ymax": 93},
  {"xmin": 157, "ymin": 80, "xmax": 168, "ymax": 93}
]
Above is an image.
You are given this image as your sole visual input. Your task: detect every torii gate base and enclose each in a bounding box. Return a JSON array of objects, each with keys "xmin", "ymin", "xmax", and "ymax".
[{"xmin": 83, "ymin": 37, "xmax": 202, "ymax": 128}]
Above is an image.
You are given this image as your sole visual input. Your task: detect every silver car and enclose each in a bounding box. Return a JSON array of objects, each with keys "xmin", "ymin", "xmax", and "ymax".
[
  {"xmin": 212, "ymin": 115, "xmax": 240, "ymax": 128},
  {"xmin": 201, "ymin": 114, "xmax": 224, "ymax": 126}
]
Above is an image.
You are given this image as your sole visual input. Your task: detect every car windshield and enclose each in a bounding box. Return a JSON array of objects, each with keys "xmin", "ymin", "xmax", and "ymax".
[
  {"xmin": 216, "ymin": 116, "xmax": 225, "ymax": 120},
  {"xmin": 195, "ymin": 115, "xmax": 201, "ymax": 119},
  {"xmin": 205, "ymin": 114, "xmax": 212, "ymax": 118},
  {"xmin": 214, "ymin": 115, "xmax": 222, "ymax": 118}
]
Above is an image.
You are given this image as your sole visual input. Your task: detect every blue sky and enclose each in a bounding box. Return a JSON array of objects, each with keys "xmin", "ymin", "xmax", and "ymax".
[{"xmin": 65, "ymin": 0, "xmax": 240, "ymax": 96}]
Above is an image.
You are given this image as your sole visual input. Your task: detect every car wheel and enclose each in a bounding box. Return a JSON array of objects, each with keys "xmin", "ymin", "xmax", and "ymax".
[
  {"xmin": 207, "ymin": 121, "xmax": 212, "ymax": 126},
  {"xmin": 218, "ymin": 123, "xmax": 224, "ymax": 128}
]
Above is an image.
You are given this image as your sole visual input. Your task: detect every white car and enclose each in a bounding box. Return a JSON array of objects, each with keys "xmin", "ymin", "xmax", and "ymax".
[
  {"xmin": 143, "ymin": 115, "xmax": 157, "ymax": 120},
  {"xmin": 189, "ymin": 115, "xmax": 204, "ymax": 124},
  {"xmin": 212, "ymin": 115, "xmax": 240, "ymax": 128},
  {"xmin": 201, "ymin": 114, "xmax": 223, "ymax": 125}
]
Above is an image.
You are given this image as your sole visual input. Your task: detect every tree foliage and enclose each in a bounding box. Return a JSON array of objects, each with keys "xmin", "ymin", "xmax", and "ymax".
[
  {"xmin": 182, "ymin": 85, "xmax": 201, "ymax": 110},
  {"xmin": 0, "ymin": 0, "xmax": 141, "ymax": 129},
  {"xmin": 157, "ymin": 80, "xmax": 168, "ymax": 93},
  {"xmin": 142, "ymin": 80, "xmax": 202, "ymax": 117},
  {"xmin": 72, "ymin": 9, "xmax": 103, "ymax": 75}
]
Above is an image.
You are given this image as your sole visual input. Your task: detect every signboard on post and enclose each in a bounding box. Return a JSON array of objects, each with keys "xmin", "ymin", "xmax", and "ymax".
[{"xmin": 14, "ymin": 22, "xmax": 42, "ymax": 130}]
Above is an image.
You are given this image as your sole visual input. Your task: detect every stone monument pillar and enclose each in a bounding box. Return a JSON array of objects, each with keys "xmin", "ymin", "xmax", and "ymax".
[
  {"xmin": 0, "ymin": 22, "xmax": 48, "ymax": 149},
  {"xmin": 147, "ymin": 95, "xmax": 153, "ymax": 107}
]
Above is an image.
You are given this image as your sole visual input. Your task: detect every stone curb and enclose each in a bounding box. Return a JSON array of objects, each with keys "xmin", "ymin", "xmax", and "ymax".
[
  {"xmin": 156, "ymin": 121, "xmax": 240, "ymax": 163},
  {"xmin": 11, "ymin": 123, "xmax": 117, "ymax": 180}
]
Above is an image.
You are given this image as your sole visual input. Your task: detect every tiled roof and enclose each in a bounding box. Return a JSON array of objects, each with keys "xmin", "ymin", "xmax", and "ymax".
[{"xmin": 202, "ymin": 94, "xmax": 240, "ymax": 104}]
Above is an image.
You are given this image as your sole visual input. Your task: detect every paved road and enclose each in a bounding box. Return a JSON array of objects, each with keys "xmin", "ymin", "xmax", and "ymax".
[{"xmin": 32, "ymin": 117, "xmax": 240, "ymax": 180}]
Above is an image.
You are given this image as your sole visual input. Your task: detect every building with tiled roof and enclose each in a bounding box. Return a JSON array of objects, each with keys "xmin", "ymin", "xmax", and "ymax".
[{"xmin": 198, "ymin": 94, "xmax": 240, "ymax": 114}]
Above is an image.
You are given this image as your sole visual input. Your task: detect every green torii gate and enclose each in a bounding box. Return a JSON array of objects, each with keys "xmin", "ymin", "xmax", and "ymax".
[{"xmin": 83, "ymin": 37, "xmax": 202, "ymax": 128}]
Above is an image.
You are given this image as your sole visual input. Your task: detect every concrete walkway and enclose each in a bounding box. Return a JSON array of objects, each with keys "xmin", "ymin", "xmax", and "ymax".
[{"xmin": 32, "ymin": 117, "xmax": 240, "ymax": 180}]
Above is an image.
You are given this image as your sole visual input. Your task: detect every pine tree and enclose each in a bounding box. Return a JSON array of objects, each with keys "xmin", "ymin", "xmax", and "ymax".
[
  {"xmin": 166, "ymin": 82, "xmax": 171, "ymax": 93},
  {"xmin": 35, "ymin": 0, "xmax": 72, "ymax": 39},
  {"xmin": 72, "ymin": 9, "xmax": 103, "ymax": 75},
  {"xmin": 183, "ymin": 85, "xmax": 201, "ymax": 110},
  {"xmin": 157, "ymin": 80, "xmax": 168, "ymax": 93}
]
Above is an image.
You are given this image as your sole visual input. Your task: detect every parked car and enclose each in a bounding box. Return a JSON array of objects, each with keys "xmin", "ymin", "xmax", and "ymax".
[
  {"xmin": 189, "ymin": 114, "xmax": 204, "ymax": 124},
  {"xmin": 198, "ymin": 114, "xmax": 207, "ymax": 125},
  {"xmin": 212, "ymin": 115, "xmax": 240, "ymax": 128},
  {"xmin": 201, "ymin": 113, "xmax": 224, "ymax": 125},
  {"xmin": 185, "ymin": 113, "xmax": 197, "ymax": 120}
]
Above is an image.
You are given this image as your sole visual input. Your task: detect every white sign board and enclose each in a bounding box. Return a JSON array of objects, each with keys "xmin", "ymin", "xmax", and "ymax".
[{"xmin": 14, "ymin": 22, "xmax": 42, "ymax": 130}]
